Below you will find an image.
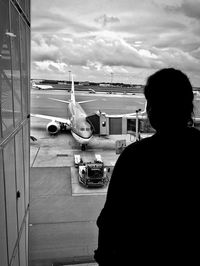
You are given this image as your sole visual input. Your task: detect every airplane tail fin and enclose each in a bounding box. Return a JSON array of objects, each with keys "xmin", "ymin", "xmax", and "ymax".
[{"xmin": 70, "ymin": 74, "xmax": 76, "ymax": 104}]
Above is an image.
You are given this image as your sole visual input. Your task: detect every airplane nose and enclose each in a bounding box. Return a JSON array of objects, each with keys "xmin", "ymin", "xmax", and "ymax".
[{"xmin": 83, "ymin": 130, "xmax": 92, "ymax": 139}]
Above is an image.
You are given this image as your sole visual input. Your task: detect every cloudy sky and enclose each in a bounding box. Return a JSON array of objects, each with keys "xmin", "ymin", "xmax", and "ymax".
[{"xmin": 31, "ymin": 0, "xmax": 200, "ymax": 86}]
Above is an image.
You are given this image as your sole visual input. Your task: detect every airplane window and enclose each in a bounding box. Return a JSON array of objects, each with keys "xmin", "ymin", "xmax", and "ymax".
[{"xmin": 80, "ymin": 128, "xmax": 85, "ymax": 131}]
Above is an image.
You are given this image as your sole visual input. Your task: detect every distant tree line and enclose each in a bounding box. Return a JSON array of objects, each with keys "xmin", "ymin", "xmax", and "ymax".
[{"xmin": 39, "ymin": 79, "xmax": 144, "ymax": 88}]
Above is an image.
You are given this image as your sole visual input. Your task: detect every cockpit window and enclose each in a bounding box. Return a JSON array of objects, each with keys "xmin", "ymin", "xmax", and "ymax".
[{"xmin": 79, "ymin": 127, "xmax": 91, "ymax": 131}]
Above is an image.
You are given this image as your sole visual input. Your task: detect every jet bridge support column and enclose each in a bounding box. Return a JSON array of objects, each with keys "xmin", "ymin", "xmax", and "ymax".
[
  {"xmin": 100, "ymin": 112, "xmax": 109, "ymax": 135},
  {"xmin": 122, "ymin": 116, "xmax": 127, "ymax": 134}
]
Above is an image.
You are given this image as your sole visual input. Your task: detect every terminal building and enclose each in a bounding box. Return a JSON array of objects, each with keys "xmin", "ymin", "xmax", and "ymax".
[{"xmin": 0, "ymin": 0, "xmax": 30, "ymax": 265}]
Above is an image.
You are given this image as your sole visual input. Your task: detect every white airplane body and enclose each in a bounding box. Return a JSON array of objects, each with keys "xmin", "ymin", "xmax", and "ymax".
[{"xmin": 32, "ymin": 81, "xmax": 53, "ymax": 90}]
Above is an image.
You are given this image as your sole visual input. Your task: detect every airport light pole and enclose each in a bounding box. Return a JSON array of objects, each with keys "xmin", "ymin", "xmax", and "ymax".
[
  {"xmin": 110, "ymin": 72, "xmax": 113, "ymax": 84},
  {"xmin": 136, "ymin": 109, "xmax": 141, "ymax": 141},
  {"xmin": 68, "ymin": 70, "xmax": 71, "ymax": 83}
]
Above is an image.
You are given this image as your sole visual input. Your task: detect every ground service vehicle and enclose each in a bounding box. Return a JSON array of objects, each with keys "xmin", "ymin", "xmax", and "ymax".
[{"xmin": 74, "ymin": 154, "xmax": 109, "ymax": 187}]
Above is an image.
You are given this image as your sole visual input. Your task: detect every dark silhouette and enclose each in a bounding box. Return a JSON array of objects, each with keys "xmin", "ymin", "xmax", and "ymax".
[{"xmin": 94, "ymin": 68, "xmax": 200, "ymax": 265}]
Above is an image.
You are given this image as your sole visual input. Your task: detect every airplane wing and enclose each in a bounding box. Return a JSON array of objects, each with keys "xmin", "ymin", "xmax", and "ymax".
[
  {"xmin": 103, "ymin": 101, "xmax": 147, "ymax": 118},
  {"xmin": 78, "ymin": 99, "xmax": 97, "ymax": 104},
  {"xmin": 106, "ymin": 112, "xmax": 146, "ymax": 118},
  {"xmin": 48, "ymin": 97, "xmax": 96, "ymax": 105},
  {"xmin": 30, "ymin": 113, "xmax": 71, "ymax": 125},
  {"xmin": 122, "ymin": 101, "xmax": 147, "ymax": 117},
  {"xmin": 48, "ymin": 98, "xmax": 70, "ymax": 104}
]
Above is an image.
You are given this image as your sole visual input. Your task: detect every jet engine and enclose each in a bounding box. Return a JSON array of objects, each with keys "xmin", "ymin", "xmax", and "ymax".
[{"xmin": 46, "ymin": 121, "xmax": 60, "ymax": 134}]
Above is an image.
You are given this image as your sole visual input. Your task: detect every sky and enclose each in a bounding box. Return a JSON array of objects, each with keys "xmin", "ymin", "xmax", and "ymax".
[{"xmin": 31, "ymin": 0, "xmax": 200, "ymax": 86}]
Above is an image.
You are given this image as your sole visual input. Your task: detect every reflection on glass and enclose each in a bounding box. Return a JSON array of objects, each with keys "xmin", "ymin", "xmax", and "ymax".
[
  {"xmin": 11, "ymin": 3, "xmax": 22, "ymax": 126},
  {"xmin": 3, "ymin": 139, "xmax": 18, "ymax": 262},
  {"xmin": 0, "ymin": 0, "xmax": 14, "ymax": 138},
  {"xmin": 15, "ymin": 129, "xmax": 25, "ymax": 228},
  {"xmin": 20, "ymin": 18, "xmax": 28, "ymax": 119}
]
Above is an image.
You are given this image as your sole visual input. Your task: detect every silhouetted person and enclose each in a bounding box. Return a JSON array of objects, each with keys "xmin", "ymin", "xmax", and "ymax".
[{"xmin": 94, "ymin": 68, "xmax": 200, "ymax": 265}]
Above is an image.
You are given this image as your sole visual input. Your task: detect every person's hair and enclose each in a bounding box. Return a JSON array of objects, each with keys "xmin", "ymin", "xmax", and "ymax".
[{"xmin": 144, "ymin": 68, "xmax": 194, "ymax": 131}]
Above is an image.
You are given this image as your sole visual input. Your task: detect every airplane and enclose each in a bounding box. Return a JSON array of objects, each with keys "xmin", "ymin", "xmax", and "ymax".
[
  {"xmin": 31, "ymin": 75, "xmax": 97, "ymax": 150},
  {"xmin": 32, "ymin": 81, "xmax": 53, "ymax": 90},
  {"xmin": 31, "ymin": 75, "xmax": 148, "ymax": 150}
]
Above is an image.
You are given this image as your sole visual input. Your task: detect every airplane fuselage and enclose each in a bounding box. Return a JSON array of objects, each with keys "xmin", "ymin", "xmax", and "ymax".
[{"xmin": 68, "ymin": 101, "xmax": 93, "ymax": 145}]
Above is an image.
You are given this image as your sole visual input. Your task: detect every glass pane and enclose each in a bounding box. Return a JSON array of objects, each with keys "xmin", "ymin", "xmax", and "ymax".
[
  {"xmin": 11, "ymin": 3, "xmax": 22, "ymax": 126},
  {"xmin": 26, "ymin": 24, "xmax": 30, "ymax": 113},
  {"xmin": 0, "ymin": 0, "xmax": 14, "ymax": 138},
  {"xmin": 25, "ymin": 0, "xmax": 31, "ymax": 21},
  {"xmin": 18, "ymin": 0, "xmax": 25, "ymax": 12},
  {"xmin": 20, "ymin": 18, "xmax": 28, "ymax": 119},
  {"xmin": 11, "ymin": 247, "xmax": 19, "ymax": 266},
  {"xmin": 23, "ymin": 122, "xmax": 30, "ymax": 209},
  {"xmin": 0, "ymin": 150, "xmax": 8, "ymax": 265},
  {"xmin": 3, "ymin": 138, "xmax": 18, "ymax": 262},
  {"xmin": 19, "ymin": 226, "xmax": 27, "ymax": 266},
  {"xmin": 25, "ymin": 215, "xmax": 29, "ymax": 265},
  {"xmin": 15, "ymin": 129, "xmax": 25, "ymax": 229}
]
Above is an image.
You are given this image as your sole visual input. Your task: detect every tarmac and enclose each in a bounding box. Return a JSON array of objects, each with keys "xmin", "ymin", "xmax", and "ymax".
[{"xmin": 29, "ymin": 122, "xmax": 142, "ymax": 265}]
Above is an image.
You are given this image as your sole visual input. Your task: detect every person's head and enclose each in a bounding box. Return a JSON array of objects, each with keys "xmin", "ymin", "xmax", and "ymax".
[{"xmin": 144, "ymin": 68, "xmax": 194, "ymax": 132}]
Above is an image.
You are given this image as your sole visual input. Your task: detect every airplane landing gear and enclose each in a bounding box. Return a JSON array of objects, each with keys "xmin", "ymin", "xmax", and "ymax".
[{"xmin": 81, "ymin": 144, "xmax": 86, "ymax": 151}]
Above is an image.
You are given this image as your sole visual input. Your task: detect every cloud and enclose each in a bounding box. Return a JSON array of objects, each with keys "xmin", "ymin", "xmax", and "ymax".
[
  {"xmin": 32, "ymin": 9, "xmax": 97, "ymax": 34},
  {"xmin": 31, "ymin": 38, "xmax": 59, "ymax": 61},
  {"xmin": 32, "ymin": 33, "xmax": 157, "ymax": 70},
  {"xmin": 31, "ymin": 0, "xmax": 200, "ymax": 85},
  {"xmin": 191, "ymin": 47, "xmax": 200, "ymax": 60},
  {"xmin": 152, "ymin": 47, "xmax": 200, "ymax": 72},
  {"xmin": 178, "ymin": 0, "xmax": 200, "ymax": 20},
  {"xmin": 95, "ymin": 14, "xmax": 120, "ymax": 27},
  {"xmin": 31, "ymin": 30, "xmax": 200, "ymax": 79},
  {"xmin": 164, "ymin": 0, "xmax": 200, "ymax": 21}
]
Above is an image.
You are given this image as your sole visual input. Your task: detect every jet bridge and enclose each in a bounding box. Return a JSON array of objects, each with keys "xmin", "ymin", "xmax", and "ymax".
[{"xmin": 86, "ymin": 111, "xmax": 155, "ymax": 136}]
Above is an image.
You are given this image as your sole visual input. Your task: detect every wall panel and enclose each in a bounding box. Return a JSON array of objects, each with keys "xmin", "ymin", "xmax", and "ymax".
[{"xmin": 0, "ymin": 149, "xmax": 8, "ymax": 265}]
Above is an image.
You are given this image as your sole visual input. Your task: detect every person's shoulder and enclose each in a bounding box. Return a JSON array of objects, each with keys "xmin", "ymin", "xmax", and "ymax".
[
  {"xmin": 122, "ymin": 134, "xmax": 155, "ymax": 155},
  {"xmin": 186, "ymin": 127, "xmax": 200, "ymax": 140},
  {"xmin": 190, "ymin": 126, "xmax": 200, "ymax": 135}
]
